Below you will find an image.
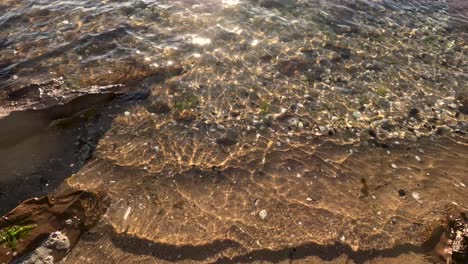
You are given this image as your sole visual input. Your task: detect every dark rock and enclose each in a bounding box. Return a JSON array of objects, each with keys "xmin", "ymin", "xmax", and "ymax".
[
  {"xmin": 259, "ymin": 53, "xmax": 273, "ymax": 61},
  {"xmin": 459, "ymin": 104, "xmax": 468, "ymax": 115},
  {"xmin": 300, "ymin": 48, "xmax": 319, "ymax": 58},
  {"xmin": 335, "ymin": 86, "xmax": 354, "ymax": 94},
  {"xmin": 435, "ymin": 125, "xmax": 452, "ymax": 136},
  {"xmin": 365, "ymin": 61, "xmax": 385, "ymax": 71},
  {"xmin": 398, "ymin": 189, "xmax": 406, "ymax": 197},
  {"xmin": 368, "ymin": 129, "xmax": 377, "ymax": 138},
  {"xmin": 408, "ymin": 108, "xmax": 420, "ymax": 118},
  {"xmin": 377, "ymin": 98, "xmax": 391, "ymax": 109},
  {"xmin": 148, "ymin": 100, "xmax": 171, "ymax": 114},
  {"xmin": 304, "ymin": 67, "xmax": 324, "ymax": 82},
  {"xmin": 77, "ymin": 144, "xmax": 93, "ymax": 163},
  {"xmin": 277, "ymin": 57, "xmax": 311, "ymax": 76},
  {"xmin": 259, "ymin": 0, "xmax": 285, "ymax": 8},
  {"xmin": 7, "ymin": 83, "xmax": 43, "ymax": 100},
  {"xmin": 134, "ymin": 0, "xmax": 149, "ymax": 9},
  {"xmin": 230, "ymin": 110, "xmax": 241, "ymax": 117},
  {"xmin": 216, "ymin": 30, "xmax": 237, "ymax": 41},
  {"xmin": 360, "ymin": 178, "xmax": 369, "ymax": 197},
  {"xmin": 0, "ymin": 38, "xmax": 12, "ymax": 48},
  {"xmin": 216, "ymin": 129, "xmax": 239, "ymax": 146},
  {"xmin": 346, "ymin": 65, "xmax": 360, "ymax": 75},
  {"xmin": 457, "ymin": 92, "xmax": 468, "ymax": 114},
  {"xmin": 324, "ymin": 43, "xmax": 351, "ymax": 59},
  {"xmin": 381, "ymin": 121, "xmax": 395, "ymax": 131},
  {"xmin": 418, "ymin": 53, "xmax": 435, "ymax": 64},
  {"xmin": 317, "ymin": 59, "xmax": 331, "ymax": 69},
  {"xmin": 304, "ymin": 70, "xmax": 322, "ymax": 82},
  {"xmin": 39, "ymin": 176, "xmax": 48, "ymax": 186}
]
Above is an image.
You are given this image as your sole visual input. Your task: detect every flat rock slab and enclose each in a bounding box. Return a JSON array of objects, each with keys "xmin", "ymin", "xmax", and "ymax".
[{"xmin": 0, "ymin": 188, "xmax": 107, "ymax": 264}]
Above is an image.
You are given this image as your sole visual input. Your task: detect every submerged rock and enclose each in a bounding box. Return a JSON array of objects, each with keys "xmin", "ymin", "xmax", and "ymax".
[
  {"xmin": 259, "ymin": 0, "xmax": 292, "ymax": 8},
  {"xmin": 323, "ymin": 43, "xmax": 352, "ymax": 60},
  {"xmin": 216, "ymin": 129, "xmax": 239, "ymax": 146},
  {"xmin": 398, "ymin": 189, "xmax": 406, "ymax": 197},
  {"xmin": 277, "ymin": 57, "xmax": 311, "ymax": 76},
  {"xmin": 436, "ymin": 125, "xmax": 452, "ymax": 136},
  {"xmin": 148, "ymin": 97, "xmax": 172, "ymax": 114},
  {"xmin": 408, "ymin": 108, "xmax": 420, "ymax": 118},
  {"xmin": 457, "ymin": 92, "xmax": 468, "ymax": 115},
  {"xmin": 13, "ymin": 231, "xmax": 70, "ymax": 264}
]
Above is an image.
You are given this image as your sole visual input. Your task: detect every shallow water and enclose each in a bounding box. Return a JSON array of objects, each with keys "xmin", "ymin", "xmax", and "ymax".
[{"xmin": 0, "ymin": 0, "xmax": 467, "ymax": 263}]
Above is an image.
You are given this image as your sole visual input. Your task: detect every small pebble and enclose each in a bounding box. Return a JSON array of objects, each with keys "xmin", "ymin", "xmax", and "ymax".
[
  {"xmin": 398, "ymin": 189, "xmax": 406, "ymax": 197},
  {"xmin": 352, "ymin": 111, "xmax": 361, "ymax": 119},
  {"xmin": 124, "ymin": 207, "xmax": 132, "ymax": 221},
  {"xmin": 259, "ymin": 210, "xmax": 268, "ymax": 220},
  {"xmin": 412, "ymin": 192, "xmax": 421, "ymax": 202}
]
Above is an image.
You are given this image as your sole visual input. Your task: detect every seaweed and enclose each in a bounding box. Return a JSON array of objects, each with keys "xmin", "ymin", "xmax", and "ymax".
[
  {"xmin": 174, "ymin": 94, "xmax": 199, "ymax": 111},
  {"xmin": 259, "ymin": 100, "xmax": 270, "ymax": 114},
  {"xmin": 376, "ymin": 86, "xmax": 387, "ymax": 97},
  {"xmin": 0, "ymin": 225, "xmax": 37, "ymax": 249}
]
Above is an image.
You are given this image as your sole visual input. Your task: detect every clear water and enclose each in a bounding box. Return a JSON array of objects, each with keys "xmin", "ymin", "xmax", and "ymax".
[{"xmin": 0, "ymin": 0, "xmax": 467, "ymax": 263}]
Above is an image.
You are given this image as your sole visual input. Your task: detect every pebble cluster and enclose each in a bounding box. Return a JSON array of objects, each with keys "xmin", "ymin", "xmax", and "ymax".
[{"xmin": 12, "ymin": 231, "xmax": 70, "ymax": 264}]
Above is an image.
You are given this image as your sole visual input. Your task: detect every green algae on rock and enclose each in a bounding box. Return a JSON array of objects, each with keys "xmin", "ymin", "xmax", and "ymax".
[{"xmin": 0, "ymin": 225, "xmax": 36, "ymax": 249}]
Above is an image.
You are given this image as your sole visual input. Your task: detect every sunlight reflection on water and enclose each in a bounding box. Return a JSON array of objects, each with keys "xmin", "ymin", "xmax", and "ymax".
[
  {"xmin": 222, "ymin": 0, "xmax": 241, "ymax": 7},
  {"xmin": 191, "ymin": 35, "xmax": 212, "ymax": 46}
]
